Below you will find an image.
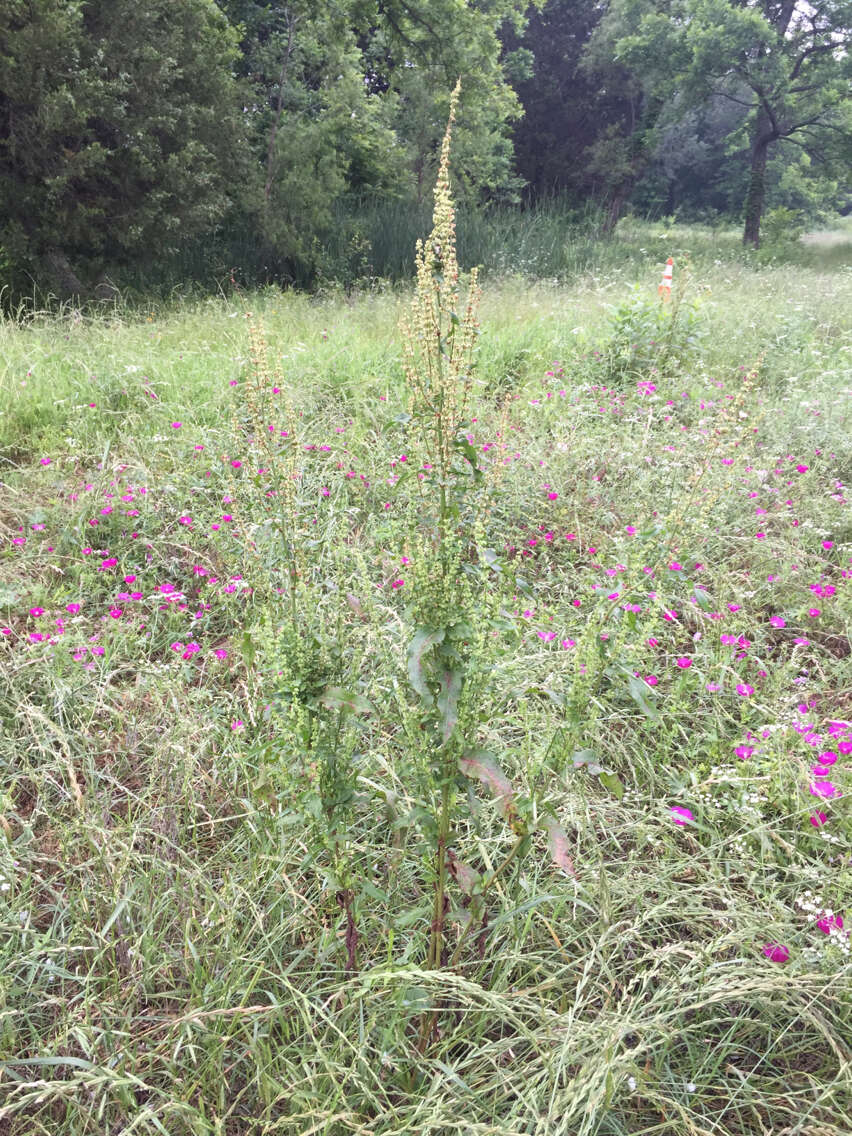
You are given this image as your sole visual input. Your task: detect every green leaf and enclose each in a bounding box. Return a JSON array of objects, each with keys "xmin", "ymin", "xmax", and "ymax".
[
  {"xmin": 360, "ymin": 880, "xmax": 389, "ymax": 904},
  {"xmin": 407, "ymin": 628, "xmax": 445, "ymax": 705},
  {"xmin": 452, "ymin": 436, "xmax": 483, "ymax": 483},
  {"xmin": 459, "ymin": 749, "xmax": 514, "ymax": 816},
  {"xmin": 625, "ymin": 673, "xmax": 660, "ymax": 722},
  {"xmin": 599, "ymin": 771, "xmax": 625, "ymax": 800},
  {"xmin": 318, "ymin": 686, "xmax": 374, "ymax": 716},
  {"xmin": 481, "ymin": 547, "xmax": 502, "ymax": 573},
  {"xmin": 639, "ymin": 523, "xmax": 665, "ymax": 540},
  {"xmin": 241, "ymin": 630, "xmax": 256, "ymax": 671},
  {"xmin": 436, "ymin": 666, "xmax": 463, "ymax": 744},
  {"xmin": 525, "ymin": 685, "xmax": 565, "ymax": 708}
]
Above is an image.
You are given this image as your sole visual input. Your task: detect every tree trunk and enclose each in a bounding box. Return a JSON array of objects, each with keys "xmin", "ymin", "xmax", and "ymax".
[
  {"xmin": 743, "ymin": 111, "xmax": 775, "ymax": 248},
  {"xmin": 600, "ymin": 184, "xmax": 631, "ymax": 235},
  {"xmin": 263, "ymin": 11, "xmax": 299, "ymax": 204},
  {"xmin": 264, "ymin": 12, "xmax": 298, "ymax": 204},
  {"xmin": 42, "ymin": 248, "xmax": 86, "ymax": 298}
]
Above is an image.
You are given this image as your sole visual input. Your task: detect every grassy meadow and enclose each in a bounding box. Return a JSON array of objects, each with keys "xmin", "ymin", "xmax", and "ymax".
[{"xmin": 0, "ymin": 219, "xmax": 851, "ymax": 1134}]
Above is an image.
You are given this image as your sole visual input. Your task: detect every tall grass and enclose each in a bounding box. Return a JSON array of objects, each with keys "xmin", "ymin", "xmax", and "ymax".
[
  {"xmin": 0, "ymin": 225, "xmax": 850, "ymax": 1134},
  {"xmin": 35, "ymin": 201, "xmax": 852, "ymax": 306}
]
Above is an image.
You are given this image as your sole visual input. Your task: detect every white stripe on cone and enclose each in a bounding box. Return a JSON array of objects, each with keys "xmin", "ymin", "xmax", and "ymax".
[{"xmin": 659, "ymin": 257, "xmax": 673, "ymax": 298}]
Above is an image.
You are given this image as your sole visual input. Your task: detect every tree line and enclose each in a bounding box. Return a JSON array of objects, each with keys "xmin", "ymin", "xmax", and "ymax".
[{"xmin": 1, "ymin": 0, "xmax": 849, "ymax": 298}]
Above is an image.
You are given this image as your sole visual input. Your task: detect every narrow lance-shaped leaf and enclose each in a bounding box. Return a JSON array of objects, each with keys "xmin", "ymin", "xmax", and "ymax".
[
  {"xmin": 626, "ymin": 673, "xmax": 660, "ymax": 722},
  {"xmin": 436, "ymin": 666, "xmax": 463, "ymax": 744},
  {"xmin": 407, "ymin": 628, "xmax": 445, "ymax": 705}
]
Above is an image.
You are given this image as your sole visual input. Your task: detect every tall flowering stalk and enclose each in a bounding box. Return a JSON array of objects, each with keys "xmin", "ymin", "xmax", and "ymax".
[
  {"xmin": 398, "ymin": 84, "xmax": 522, "ymax": 990},
  {"xmin": 396, "ymin": 89, "xmax": 571, "ymax": 1028},
  {"xmin": 401, "ymin": 81, "xmax": 481, "ymax": 532}
]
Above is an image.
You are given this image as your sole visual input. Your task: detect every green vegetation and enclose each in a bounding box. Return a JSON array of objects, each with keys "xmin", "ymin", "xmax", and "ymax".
[
  {"xmin": 1, "ymin": 171, "xmax": 851, "ymax": 1133},
  {"xmin": 2, "ymin": 1, "xmax": 850, "ymax": 300}
]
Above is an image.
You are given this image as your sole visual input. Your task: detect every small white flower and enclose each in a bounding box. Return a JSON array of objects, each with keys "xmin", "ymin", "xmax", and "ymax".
[{"xmin": 627, "ymin": 1076, "xmax": 637, "ymax": 1092}]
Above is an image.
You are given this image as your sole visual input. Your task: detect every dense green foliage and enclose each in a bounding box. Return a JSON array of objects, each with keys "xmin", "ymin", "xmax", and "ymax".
[
  {"xmin": 0, "ymin": 0, "xmax": 247, "ymax": 296},
  {"xmin": 0, "ymin": 0, "xmax": 850, "ymax": 296}
]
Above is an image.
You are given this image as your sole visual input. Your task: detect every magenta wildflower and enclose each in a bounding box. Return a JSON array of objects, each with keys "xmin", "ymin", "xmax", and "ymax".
[
  {"xmin": 735, "ymin": 745, "xmax": 754, "ymax": 760},
  {"xmin": 810, "ymin": 812, "xmax": 828, "ymax": 827},
  {"xmin": 171, "ymin": 422, "xmax": 182, "ymax": 429},
  {"xmin": 762, "ymin": 943, "xmax": 789, "ymax": 962},
  {"xmin": 675, "ymin": 657, "xmax": 692, "ymax": 669},
  {"xmin": 670, "ymin": 805, "xmax": 693, "ymax": 826},
  {"xmin": 770, "ymin": 616, "xmax": 785, "ymax": 628},
  {"xmin": 28, "ymin": 607, "xmax": 44, "ymax": 617},
  {"xmin": 736, "ymin": 683, "xmax": 754, "ymax": 698},
  {"xmin": 810, "ymin": 781, "xmax": 841, "ymax": 799},
  {"xmin": 816, "ymin": 914, "xmax": 843, "ymax": 934}
]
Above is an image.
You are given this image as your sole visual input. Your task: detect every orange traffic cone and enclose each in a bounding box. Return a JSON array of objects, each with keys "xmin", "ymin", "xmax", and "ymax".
[{"xmin": 659, "ymin": 257, "xmax": 673, "ymax": 299}]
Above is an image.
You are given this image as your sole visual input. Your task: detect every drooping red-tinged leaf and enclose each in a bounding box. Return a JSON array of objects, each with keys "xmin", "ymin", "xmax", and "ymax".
[
  {"xmin": 346, "ymin": 593, "xmax": 367, "ymax": 620},
  {"xmin": 544, "ymin": 818, "xmax": 577, "ymax": 877},
  {"xmin": 447, "ymin": 849, "xmax": 480, "ymax": 895},
  {"xmin": 459, "ymin": 749, "xmax": 514, "ymax": 816}
]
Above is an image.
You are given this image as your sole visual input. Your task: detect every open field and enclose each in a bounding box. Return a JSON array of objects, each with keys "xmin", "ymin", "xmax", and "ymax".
[{"xmin": 0, "ymin": 228, "xmax": 851, "ymax": 1134}]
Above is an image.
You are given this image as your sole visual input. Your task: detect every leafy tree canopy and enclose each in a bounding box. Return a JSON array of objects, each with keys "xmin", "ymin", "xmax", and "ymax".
[
  {"xmin": 0, "ymin": 0, "xmax": 247, "ymax": 293},
  {"xmin": 593, "ymin": 0, "xmax": 852, "ymax": 243}
]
